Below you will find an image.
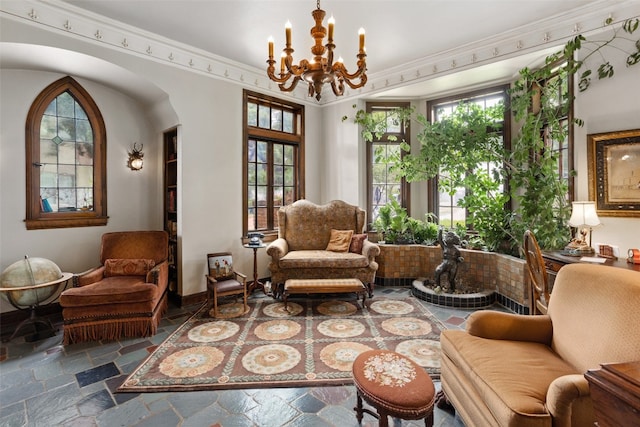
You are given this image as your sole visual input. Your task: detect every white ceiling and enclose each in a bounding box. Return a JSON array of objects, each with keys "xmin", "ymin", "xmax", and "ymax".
[{"xmin": 3, "ymin": 0, "xmax": 635, "ymax": 103}]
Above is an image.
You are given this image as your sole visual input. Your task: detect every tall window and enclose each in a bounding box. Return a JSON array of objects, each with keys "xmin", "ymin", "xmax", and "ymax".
[
  {"xmin": 243, "ymin": 90, "xmax": 304, "ymax": 236},
  {"xmin": 427, "ymin": 85, "xmax": 510, "ymax": 228},
  {"xmin": 366, "ymin": 102, "xmax": 411, "ymax": 226},
  {"xmin": 539, "ymin": 62, "xmax": 574, "ymax": 202},
  {"xmin": 25, "ymin": 76, "xmax": 107, "ymax": 230}
]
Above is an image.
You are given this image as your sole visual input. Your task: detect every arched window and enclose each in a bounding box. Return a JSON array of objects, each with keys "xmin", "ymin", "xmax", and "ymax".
[{"xmin": 25, "ymin": 76, "xmax": 108, "ymax": 229}]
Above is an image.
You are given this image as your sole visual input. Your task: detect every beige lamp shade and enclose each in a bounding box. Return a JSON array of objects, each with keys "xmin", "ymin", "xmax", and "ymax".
[{"xmin": 568, "ymin": 201, "xmax": 600, "ymax": 227}]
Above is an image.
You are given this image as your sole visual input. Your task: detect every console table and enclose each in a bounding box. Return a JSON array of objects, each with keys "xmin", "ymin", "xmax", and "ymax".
[
  {"xmin": 584, "ymin": 361, "xmax": 640, "ymax": 427},
  {"xmin": 541, "ymin": 251, "xmax": 640, "ymax": 290}
]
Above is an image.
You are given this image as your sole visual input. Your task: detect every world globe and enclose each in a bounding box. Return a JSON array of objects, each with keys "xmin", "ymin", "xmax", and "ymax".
[{"xmin": 0, "ymin": 257, "xmax": 70, "ymax": 308}]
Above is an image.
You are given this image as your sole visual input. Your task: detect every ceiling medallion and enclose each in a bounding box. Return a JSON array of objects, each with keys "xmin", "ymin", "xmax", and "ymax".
[{"xmin": 266, "ymin": 0, "xmax": 367, "ymax": 101}]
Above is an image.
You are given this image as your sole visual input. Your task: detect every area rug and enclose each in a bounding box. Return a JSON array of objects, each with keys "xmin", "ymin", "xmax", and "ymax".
[{"xmin": 117, "ymin": 296, "xmax": 445, "ymax": 393}]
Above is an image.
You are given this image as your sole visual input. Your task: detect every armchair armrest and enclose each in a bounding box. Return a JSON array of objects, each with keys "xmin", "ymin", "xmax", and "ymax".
[
  {"xmin": 546, "ymin": 374, "xmax": 591, "ymax": 426},
  {"xmin": 146, "ymin": 260, "xmax": 168, "ymax": 289},
  {"xmin": 466, "ymin": 311, "xmax": 553, "ymax": 345},
  {"xmin": 362, "ymin": 240, "xmax": 380, "ymax": 260},
  {"xmin": 267, "ymin": 238, "xmax": 289, "ymax": 261},
  {"xmin": 74, "ymin": 266, "xmax": 105, "ymax": 287},
  {"xmin": 234, "ymin": 271, "xmax": 247, "ymax": 284}
]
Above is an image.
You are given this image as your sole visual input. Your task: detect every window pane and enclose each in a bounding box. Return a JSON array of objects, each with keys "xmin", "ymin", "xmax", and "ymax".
[
  {"xmin": 57, "ymin": 92, "xmax": 75, "ymax": 118},
  {"xmin": 284, "ymin": 145, "xmax": 294, "ymax": 164},
  {"xmin": 283, "ymin": 111, "xmax": 293, "ymax": 133},
  {"xmin": 284, "ymin": 166, "xmax": 294, "ymax": 186},
  {"xmin": 256, "ymin": 207, "xmax": 267, "ymax": 229},
  {"xmin": 257, "ymin": 141, "xmax": 267, "ymax": 163},
  {"xmin": 248, "ymin": 139, "xmax": 256, "ymax": 162},
  {"xmin": 247, "ymin": 102, "xmax": 257, "ymax": 126},
  {"xmin": 274, "ymin": 144, "xmax": 283, "ymax": 164},
  {"xmin": 77, "ymin": 165, "xmax": 93, "ymax": 187},
  {"xmin": 284, "ymin": 187, "xmax": 294, "ymax": 205},
  {"xmin": 76, "ymin": 119, "xmax": 92, "ymax": 142},
  {"xmin": 76, "ymin": 143, "xmax": 93, "ymax": 165},
  {"xmin": 57, "ymin": 164, "xmax": 76, "ymax": 188},
  {"xmin": 257, "ymin": 164, "xmax": 268, "ymax": 185},
  {"xmin": 58, "ymin": 141, "xmax": 76, "ymax": 164},
  {"xmin": 274, "ymin": 165, "xmax": 283, "ymax": 185},
  {"xmin": 40, "ymin": 166, "xmax": 57, "ymax": 187},
  {"xmin": 57, "ymin": 117, "xmax": 75, "ymax": 141},
  {"xmin": 40, "ymin": 115, "xmax": 56, "ymax": 139},
  {"xmin": 247, "ymin": 187, "xmax": 256, "ymax": 207},
  {"xmin": 40, "ymin": 139, "xmax": 57, "ymax": 163},
  {"xmin": 247, "ymin": 207, "xmax": 256, "ymax": 230},
  {"xmin": 273, "ymin": 186, "xmax": 283, "ymax": 205},
  {"xmin": 271, "ymin": 109, "xmax": 283, "ymax": 131},
  {"xmin": 58, "ymin": 188, "xmax": 76, "ymax": 210},
  {"xmin": 248, "ymin": 163, "xmax": 256, "ymax": 185},
  {"xmin": 258, "ymin": 104, "xmax": 270, "ymax": 128}
]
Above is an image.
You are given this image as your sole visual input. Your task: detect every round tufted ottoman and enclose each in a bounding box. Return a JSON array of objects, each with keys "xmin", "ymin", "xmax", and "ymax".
[{"xmin": 352, "ymin": 349, "xmax": 435, "ymax": 427}]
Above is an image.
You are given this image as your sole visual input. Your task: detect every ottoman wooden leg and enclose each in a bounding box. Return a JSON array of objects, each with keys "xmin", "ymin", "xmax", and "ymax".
[{"xmin": 354, "ymin": 391, "xmax": 364, "ymax": 423}]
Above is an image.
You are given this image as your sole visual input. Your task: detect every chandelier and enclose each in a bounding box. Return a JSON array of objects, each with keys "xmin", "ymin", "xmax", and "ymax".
[{"xmin": 266, "ymin": 0, "xmax": 367, "ymax": 101}]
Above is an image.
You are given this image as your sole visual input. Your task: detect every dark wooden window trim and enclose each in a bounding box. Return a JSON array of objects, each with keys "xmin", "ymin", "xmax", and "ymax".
[
  {"xmin": 365, "ymin": 101, "xmax": 411, "ymax": 228},
  {"xmin": 25, "ymin": 76, "xmax": 108, "ymax": 230},
  {"xmin": 242, "ymin": 90, "xmax": 305, "ymax": 240},
  {"xmin": 426, "ymin": 84, "xmax": 511, "ymax": 227}
]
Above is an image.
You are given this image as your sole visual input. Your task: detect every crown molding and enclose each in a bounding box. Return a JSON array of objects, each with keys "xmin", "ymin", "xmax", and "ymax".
[{"xmin": 2, "ymin": 0, "xmax": 638, "ymax": 107}]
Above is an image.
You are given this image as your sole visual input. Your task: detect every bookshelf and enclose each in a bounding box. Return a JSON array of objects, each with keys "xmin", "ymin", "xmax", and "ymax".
[{"xmin": 164, "ymin": 128, "xmax": 178, "ymax": 294}]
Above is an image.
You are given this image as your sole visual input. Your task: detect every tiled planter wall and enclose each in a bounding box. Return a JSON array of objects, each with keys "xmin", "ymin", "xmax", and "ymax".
[{"xmin": 375, "ymin": 244, "xmax": 530, "ymax": 313}]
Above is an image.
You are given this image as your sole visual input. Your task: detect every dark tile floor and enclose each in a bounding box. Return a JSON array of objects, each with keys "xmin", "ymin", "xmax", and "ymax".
[{"xmin": 0, "ymin": 287, "xmax": 502, "ymax": 427}]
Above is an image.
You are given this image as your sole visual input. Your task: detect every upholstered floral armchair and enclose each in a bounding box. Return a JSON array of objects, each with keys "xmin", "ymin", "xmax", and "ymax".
[
  {"xmin": 60, "ymin": 231, "xmax": 169, "ymax": 345},
  {"xmin": 267, "ymin": 200, "xmax": 380, "ymax": 296}
]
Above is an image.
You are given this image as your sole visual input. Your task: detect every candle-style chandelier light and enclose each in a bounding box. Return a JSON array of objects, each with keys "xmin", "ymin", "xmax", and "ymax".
[{"xmin": 266, "ymin": 0, "xmax": 367, "ymax": 101}]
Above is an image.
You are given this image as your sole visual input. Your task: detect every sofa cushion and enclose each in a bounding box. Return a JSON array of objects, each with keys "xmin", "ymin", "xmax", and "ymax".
[
  {"xmin": 60, "ymin": 277, "xmax": 158, "ymax": 307},
  {"xmin": 279, "ymin": 250, "xmax": 370, "ymax": 269},
  {"xmin": 350, "ymin": 233, "xmax": 368, "ymax": 254},
  {"xmin": 441, "ymin": 329, "xmax": 578, "ymax": 423},
  {"xmin": 326, "ymin": 229, "xmax": 353, "ymax": 252},
  {"xmin": 104, "ymin": 258, "xmax": 155, "ymax": 277}
]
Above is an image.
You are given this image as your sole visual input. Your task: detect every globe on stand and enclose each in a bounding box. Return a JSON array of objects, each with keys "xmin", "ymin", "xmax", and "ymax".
[{"xmin": 0, "ymin": 256, "xmax": 72, "ymax": 342}]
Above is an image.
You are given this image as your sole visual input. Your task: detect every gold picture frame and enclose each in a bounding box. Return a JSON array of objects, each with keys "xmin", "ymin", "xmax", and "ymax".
[{"xmin": 587, "ymin": 129, "xmax": 640, "ymax": 217}]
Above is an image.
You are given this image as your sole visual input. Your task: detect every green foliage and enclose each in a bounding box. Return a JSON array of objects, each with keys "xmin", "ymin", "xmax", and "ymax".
[
  {"xmin": 346, "ymin": 18, "xmax": 639, "ymax": 255},
  {"xmin": 372, "ymin": 200, "xmax": 439, "ymax": 245}
]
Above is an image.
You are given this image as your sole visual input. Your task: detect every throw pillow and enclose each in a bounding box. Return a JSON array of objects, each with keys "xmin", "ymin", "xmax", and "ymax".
[
  {"xmin": 104, "ymin": 258, "xmax": 155, "ymax": 277},
  {"xmin": 349, "ymin": 233, "xmax": 368, "ymax": 254},
  {"xmin": 326, "ymin": 229, "xmax": 354, "ymax": 252}
]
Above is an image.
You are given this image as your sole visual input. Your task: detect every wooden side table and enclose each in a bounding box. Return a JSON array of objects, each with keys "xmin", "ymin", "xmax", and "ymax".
[
  {"xmin": 585, "ymin": 361, "xmax": 640, "ymax": 427},
  {"xmin": 244, "ymin": 243, "xmax": 266, "ymax": 294}
]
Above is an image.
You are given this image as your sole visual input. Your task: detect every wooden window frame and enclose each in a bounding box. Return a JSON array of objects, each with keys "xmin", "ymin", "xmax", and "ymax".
[
  {"xmin": 242, "ymin": 90, "xmax": 305, "ymax": 240},
  {"xmin": 365, "ymin": 101, "xmax": 411, "ymax": 228},
  {"xmin": 426, "ymin": 85, "xmax": 511, "ymax": 228},
  {"xmin": 25, "ymin": 76, "xmax": 108, "ymax": 230}
]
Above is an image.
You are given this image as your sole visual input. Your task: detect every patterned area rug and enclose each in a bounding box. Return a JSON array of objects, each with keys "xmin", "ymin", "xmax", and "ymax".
[{"xmin": 117, "ymin": 296, "xmax": 444, "ymax": 392}]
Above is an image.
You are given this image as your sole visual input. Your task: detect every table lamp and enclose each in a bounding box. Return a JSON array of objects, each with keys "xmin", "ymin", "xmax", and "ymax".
[{"xmin": 566, "ymin": 201, "xmax": 601, "ymax": 253}]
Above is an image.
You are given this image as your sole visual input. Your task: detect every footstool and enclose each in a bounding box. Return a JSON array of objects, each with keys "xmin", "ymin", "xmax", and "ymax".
[
  {"xmin": 283, "ymin": 278, "xmax": 366, "ymax": 311},
  {"xmin": 352, "ymin": 349, "xmax": 435, "ymax": 427}
]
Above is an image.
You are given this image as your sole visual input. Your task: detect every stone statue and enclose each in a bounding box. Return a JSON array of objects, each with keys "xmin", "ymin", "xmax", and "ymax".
[{"xmin": 434, "ymin": 228, "xmax": 464, "ymax": 292}]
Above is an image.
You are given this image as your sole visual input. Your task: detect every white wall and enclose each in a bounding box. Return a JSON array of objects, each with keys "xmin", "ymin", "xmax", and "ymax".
[
  {"xmin": 0, "ymin": 17, "xmax": 324, "ymax": 312},
  {"xmin": 0, "ymin": 69, "xmax": 159, "ymax": 312},
  {"xmin": 574, "ymin": 36, "xmax": 640, "ymax": 254}
]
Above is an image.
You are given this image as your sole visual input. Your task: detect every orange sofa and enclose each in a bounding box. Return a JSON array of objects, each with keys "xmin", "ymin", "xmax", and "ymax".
[
  {"xmin": 439, "ymin": 263, "xmax": 640, "ymax": 427},
  {"xmin": 60, "ymin": 231, "xmax": 169, "ymax": 345}
]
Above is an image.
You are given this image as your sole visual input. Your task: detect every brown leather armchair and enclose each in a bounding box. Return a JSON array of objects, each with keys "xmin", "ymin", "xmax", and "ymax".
[{"xmin": 60, "ymin": 231, "xmax": 169, "ymax": 345}]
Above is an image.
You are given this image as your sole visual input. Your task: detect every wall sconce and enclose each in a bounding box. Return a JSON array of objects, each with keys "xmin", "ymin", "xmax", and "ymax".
[{"xmin": 127, "ymin": 143, "xmax": 144, "ymax": 171}]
